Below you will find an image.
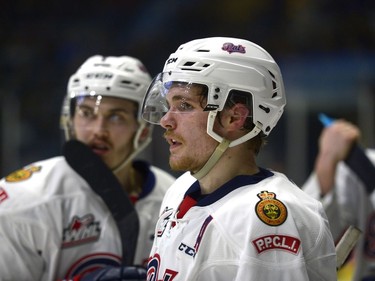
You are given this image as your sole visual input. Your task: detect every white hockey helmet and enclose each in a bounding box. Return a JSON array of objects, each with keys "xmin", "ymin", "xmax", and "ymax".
[
  {"xmin": 142, "ymin": 37, "xmax": 286, "ymax": 179},
  {"xmin": 61, "ymin": 55, "xmax": 153, "ymax": 172},
  {"xmin": 142, "ymin": 37, "xmax": 286, "ymax": 143}
]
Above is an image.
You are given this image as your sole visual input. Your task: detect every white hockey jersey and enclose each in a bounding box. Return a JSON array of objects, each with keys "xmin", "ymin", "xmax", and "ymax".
[
  {"xmin": 147, "ymin": 168, "xmax": 337, "ymax": 281},
  {"xmin": 0, "ymin": 156, "xmax": 175, "ymax": 281},
  {"xmin": 304, "ymin": 149, "xmax": 375, "ymax": 281}
]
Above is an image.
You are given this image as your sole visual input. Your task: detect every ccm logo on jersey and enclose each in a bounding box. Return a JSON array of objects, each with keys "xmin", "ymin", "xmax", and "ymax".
[
  {"xmin": 178, "ymin": 242, "xmax": 196, "ymax": 257},
  {"xmin": 252, "ymin": 235, "xmax": 301, "ymax": 255}
]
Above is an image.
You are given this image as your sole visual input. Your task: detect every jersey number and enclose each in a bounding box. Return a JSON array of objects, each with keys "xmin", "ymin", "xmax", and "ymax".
[{"xmin": 147, "ymin": 254, "xmax": 178, "ymax": 281}]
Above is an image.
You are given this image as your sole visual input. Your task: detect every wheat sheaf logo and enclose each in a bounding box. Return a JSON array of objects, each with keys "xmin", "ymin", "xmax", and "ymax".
[{"xmin": 255, "ymin": 191, "xmax": 287, "ymax": 226}]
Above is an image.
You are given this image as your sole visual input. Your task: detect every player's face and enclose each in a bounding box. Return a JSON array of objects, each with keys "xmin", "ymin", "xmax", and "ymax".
[
  {"xmin": 72, "ymin": 96, "xmax": 138, "ymax": 170},
  {"xmin": 160, "ymin": 84, "xmax": 218, "ymax": 173}
]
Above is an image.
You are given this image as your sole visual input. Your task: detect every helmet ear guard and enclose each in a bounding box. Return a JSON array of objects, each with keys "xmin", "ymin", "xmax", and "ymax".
[{"xmin": 203, "ymin": 83, "xmax": 229, "ymax": 112}]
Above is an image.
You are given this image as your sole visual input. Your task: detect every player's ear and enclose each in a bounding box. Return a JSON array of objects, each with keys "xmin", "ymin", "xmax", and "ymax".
[
  {"xmin": 138, "ymin": 124, "xmax": 150, "ymax": 142},
  {"xmin": 228, "ymin": 103, "xmax": 249, "ymax": 130}
]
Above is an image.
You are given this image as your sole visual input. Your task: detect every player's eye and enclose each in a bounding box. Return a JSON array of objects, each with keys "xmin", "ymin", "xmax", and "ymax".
[
  {"xmin": 178, "ymin": 101, "xmax": 193, "ymax": 112},
  {"xmin": 107, "ymin": 113, "xmax": 127, "ymax": 125},
  {"xmin": 169, "ymin": 99, "xmax": 195, "ymax": 113},
  {"xmin": 77, "ymin": 106, "xmax": 95, "ymax": 119}
]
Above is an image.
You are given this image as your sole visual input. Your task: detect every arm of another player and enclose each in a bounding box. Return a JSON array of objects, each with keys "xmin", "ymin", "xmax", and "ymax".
[{"xmin": 314, "ymin": 119, "xmax": 361, "ymax": 196}]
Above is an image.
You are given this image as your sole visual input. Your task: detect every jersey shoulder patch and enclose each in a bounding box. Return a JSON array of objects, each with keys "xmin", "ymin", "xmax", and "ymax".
[
  {"xmin": 5, "ymin": 165, "xmax": 42, "ymax": 182},
  {"xmin": 255, "ymin": 190, "xmax": 287, "ymax": 226}
]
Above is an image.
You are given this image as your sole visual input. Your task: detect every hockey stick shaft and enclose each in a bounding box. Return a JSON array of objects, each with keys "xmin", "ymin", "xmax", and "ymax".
[
  {"xmin": 63, "ymin": 140, "xmax": 139, "ymax": 266},
  {"xmin": 335, "ymin": 225, "xmax": 362, "ymax": 270}
]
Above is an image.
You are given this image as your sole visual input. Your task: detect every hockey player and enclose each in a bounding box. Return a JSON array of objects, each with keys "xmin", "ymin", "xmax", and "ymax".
[
  {"xmin": 141, "ymin": 37, "xmax": 337, "ymax": 280},
  {"xmin": 303, "ymin": 119, "xmax": 375, "ymax": 281},
  {"xmin": 0, "ymin": 55, "xmax": 175, "ymax": 280}
]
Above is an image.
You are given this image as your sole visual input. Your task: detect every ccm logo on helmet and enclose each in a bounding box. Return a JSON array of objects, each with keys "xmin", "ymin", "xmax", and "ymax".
[
  {"xmin": 166, "ymin": 57, "xmax": 178, "ymax": 65},
  {"xmin": 252, "ymin": 234, "xmax": 301, "ymax": 255},
  {"xmin": 85, "ymin": 72, "xmax": 113, "ymax": 79}
]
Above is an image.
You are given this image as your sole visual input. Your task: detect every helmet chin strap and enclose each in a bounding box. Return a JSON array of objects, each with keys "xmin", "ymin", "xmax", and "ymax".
[
  {"xmin": 112, "ymin": 122, "xmax": 151, "ymax": 176},
  {"xmin": 191, "ymin": 138, "xmax": 230, "ymax": 180},
  {"xmin": 191, "ymin": 111, "xmax": 262, "ymax": 180}
]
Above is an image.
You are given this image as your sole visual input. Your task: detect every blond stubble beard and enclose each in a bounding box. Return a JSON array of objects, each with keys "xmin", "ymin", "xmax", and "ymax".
[
  {"xmin": 169, "ymin": 154, "xmax": 198, "ymax": 172},
  {"xmin": 168, "ymin": 146, "xmax": 214, "ymax": 173}
]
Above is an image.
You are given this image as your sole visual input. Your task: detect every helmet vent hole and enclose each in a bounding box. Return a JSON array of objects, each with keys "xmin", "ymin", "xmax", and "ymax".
[
  {"xmin": 197, "ymin": 49, "xmax": 210, "ymax": 52},
  {"xmin": 272, "ymin": 81, "xmax": 277, "ymax": 90},
  {"xmin": 118, "ymin": 80, "xmax": 140, "ymax": 90},
  {"xmin": 272, "ymin": 92, "xmax": 277, "ymax": 98},
  {"xmin": 183, "ymin": 61, "xmax": 195, "ymax": 67},
  {"xmin": 265, "ymin": 126, "xmax": 271, "ymax": 132},
  {"xmin": 268, "ymin": 71, "xmax": 275, "ymax": 78},
  {"xmin": 181, "ymin": 67, "xmax": 200, "ymax": 72},
  {"xmin": 180, "ymin": 62, "xmax": 211, "ymax": 72},
  {"xmin": 84, "ymin": 86, "xmax": 89, "ymax": 90},
  {"xmin": 259, "ymin": 104, "xmax": 270, "ymax": 113},
  {"xmin": 106, "ymin": 87, "xmax": 111, "ymax": 91}
]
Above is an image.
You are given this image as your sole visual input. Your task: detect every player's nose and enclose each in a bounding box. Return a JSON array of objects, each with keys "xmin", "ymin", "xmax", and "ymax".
[{"xmin": 160, "ymin": 110, "xmax": 177, "ymax": 130}]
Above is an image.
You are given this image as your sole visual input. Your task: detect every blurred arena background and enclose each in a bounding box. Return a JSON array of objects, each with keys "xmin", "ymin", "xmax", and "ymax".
[{"xmin": 1, "ymin": 0, "xmax": 374, "ymax": 185}]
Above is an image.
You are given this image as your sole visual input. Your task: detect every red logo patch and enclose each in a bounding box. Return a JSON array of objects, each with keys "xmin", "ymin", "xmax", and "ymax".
[
  {"xmin": 0, "ymin": 187, "xmax": 8, "ymax": 203},
  {"xmin": 62, "ymin": 214, "xmax": 101, "ymax": 248},
  {"xmin": 252, "ymin": 235, "xmax": 301, "ymax": 255}
]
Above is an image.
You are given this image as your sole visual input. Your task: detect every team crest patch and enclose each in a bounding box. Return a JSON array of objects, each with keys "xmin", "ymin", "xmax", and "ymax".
[
  {"xmin": 5, "ymin": 166, "xmax": 41, "ymax": 182},
  {"xmin": 255, "ymin": 191, "xmax": 287, "ymax": 226}
]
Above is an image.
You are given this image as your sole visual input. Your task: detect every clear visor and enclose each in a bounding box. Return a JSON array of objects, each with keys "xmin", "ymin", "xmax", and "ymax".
[{"xmin": 141, "ymin": 72, "xmax": 212, "ymax": 124}]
